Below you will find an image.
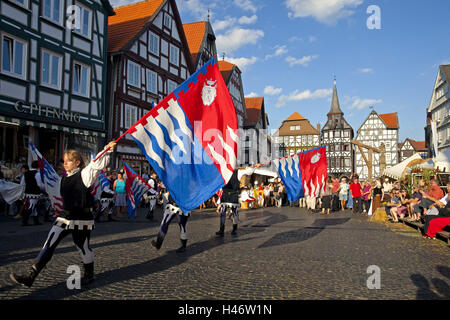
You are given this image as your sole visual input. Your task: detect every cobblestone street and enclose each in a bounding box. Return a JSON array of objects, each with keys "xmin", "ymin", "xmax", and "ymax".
[{"xmin": 0, "ymin": 206, "xmax": 449, "ymax": 300}]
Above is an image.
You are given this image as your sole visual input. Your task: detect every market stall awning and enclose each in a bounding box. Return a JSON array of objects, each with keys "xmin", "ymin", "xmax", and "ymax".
[
  {"xmin": 0, "ymin": 115, "xmax": 105, "ymax": 137},
  {"xmin": 383, "ymin": 153, "xmax": 423, "ymax": 179}
]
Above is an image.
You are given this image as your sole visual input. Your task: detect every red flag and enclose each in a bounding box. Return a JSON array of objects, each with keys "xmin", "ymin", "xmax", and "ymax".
[{"xmin": 299, "ymin": 147, "xmax": 327, "ymax": 197}]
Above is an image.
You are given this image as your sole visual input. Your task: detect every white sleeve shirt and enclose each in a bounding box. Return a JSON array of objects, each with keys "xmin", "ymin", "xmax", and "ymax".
[{"xmin": 81, "ymin": 149, "xmax": 113, "ymax": 188}]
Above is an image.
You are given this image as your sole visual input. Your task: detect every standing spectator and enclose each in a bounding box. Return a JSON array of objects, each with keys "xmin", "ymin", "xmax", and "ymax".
[
  {"xmin": 350, "ymin": 177, "xmax": 362, "ymax": 214},
  {"xmin": 361, "ymin": 181, "xmax": 372, "ymax": 214},
  {"xmin": 371, "ymin": 179, "xmax": 383, "ymax": 215},
  {"xmin": 382, "ymin": 178, "xmax": 393, "ymax": 202},
  {"xmin": 264, "ymin": 185, "xmax": 271, "ymax": 207},
  {"xmin": 339, "ymin": 178, "xmax": 349, "ymax": 212},
  {"xmin": 331, "ymin": 177, "xmax": 340, "ymax": 212},
  {"xmin": 277, "ymin": 183, "xmax": 284, "ymax": 207},
  {"xmin": 21, "ymin": 161, "xmax": 45, "ymax": 226},
  {"xmin": 113, "ymin": 171, "xmax": 127, "ymax": 218},
  {"xmin": 321, "ymin": 177, "xmax": 333, "ymax": 215}
]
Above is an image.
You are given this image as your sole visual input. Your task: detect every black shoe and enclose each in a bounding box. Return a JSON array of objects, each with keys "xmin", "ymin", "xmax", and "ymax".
[
  {"xmin": 10, "ymin": 266, "xmax": 38, "ymax": 287},
  {"xmin": 176, "ymin": 239, "xmax": 187, "ymax": 253},
  {"xmin": 107, "ymin": 216, "xmax": 116, "ymax": 222},
  {"xmin": 33, "ymin": 217, "xmax": 42, "ymax": 225},
  {"xmin": 215, "ymin": 230, "xmax": 224, "ymax": 237},
  {"xmin": 231, "ymin": 224, "xmax": 238, "ymax": 235},
  {"xmin": 81, "ymin": 262, "xmax": 95, "ymax": 285},
  {"xmin": 151, "ymin": 238, "xmax": 162, "ymax": 250},
  {"xmin": 146, "ymin": 212, "xmax": 154, "ymax": 220}
]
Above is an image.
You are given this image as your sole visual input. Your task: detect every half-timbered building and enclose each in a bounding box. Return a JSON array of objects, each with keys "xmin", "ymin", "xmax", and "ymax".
[
  {"xmin": 243, "ymin": 97, "xmax": 270, "ymax": 166},
  {"xmin": 273, "ymin": 112, "xmax": 320, "ymax": 158},
  {"xmin": 182, "ymin": 20, "xmax": 216, "ymax": 71},
  {"xmin": 321, "ymin": 79, "xmax": 354, "ymax": 178},
  {"xmin": 0, "ymin": 0, "xmax": 115, "ymax": 165},
  {"xmin": 354, "ymin": 110, "xmax": 399, "ymax": 180},
  {"xmin": 425, "ymin": 65, "xmax": 450, "ymax": 156},
  {"xmin": 218, "ymin": 60, "xmax": 247, "ymax": 130},
  {"xmin": 398, "ymin": 139, "xmax": 428, "ymax": 161},
  {"xmin": 107, "ymin": 0, "xmax": 194, "ymax": 173}
]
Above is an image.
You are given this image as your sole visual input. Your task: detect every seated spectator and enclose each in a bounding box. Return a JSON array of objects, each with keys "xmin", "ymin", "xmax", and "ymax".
[
  {"xmin": 413, "ymin": 179, "xmax": 444, "ymax": 222},
  {"xmin": 386, "ymin": 189, "xmax": 402, "ymax": 222},
  {"xmin": 422, "ymin": 183, "xmax": 450, "ymax": 239},
  {"xmin": 395, "ymin": 189, "xmax": 411, "ymax": 220},
  {"xmin": 409, "ymin": 185, "xmax": 423, "ymax": 221}
]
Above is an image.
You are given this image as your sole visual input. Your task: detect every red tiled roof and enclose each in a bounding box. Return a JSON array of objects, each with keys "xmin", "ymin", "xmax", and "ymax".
[
  {"xmin": 244, "ymin": 97, "xmax": 264, "ymax": 125},
  {"xmin": 218, "ymin": 60, "xmax": 235, "ymax": 83},
  {"xmin": 409, "ymin": 139, "xmax": 427, "ymax": 151},
  {"xmin": 285, "ymin": 112, "xmax": 305, "ymax": 121},
  {"xmin": 379, "ymin": 112, "xmax": 399, "ymax": 129},
  {"xmin": 183, "ymin": 21, "xmax": 206, "ymax": 55},
  {"xmin": 108, "ymin": 0, "xmax": 164, "ymax": 53}
]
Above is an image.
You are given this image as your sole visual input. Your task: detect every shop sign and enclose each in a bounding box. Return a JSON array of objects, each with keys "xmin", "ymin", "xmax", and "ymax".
[{"xmin": 14, "ymin": 101, "xmax": 81, "ymax": 123}]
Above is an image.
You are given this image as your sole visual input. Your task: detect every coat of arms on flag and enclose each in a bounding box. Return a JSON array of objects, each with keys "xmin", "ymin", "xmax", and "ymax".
[
  {"xmin": 127, "ymin": 57, "xmax": 238, "ymax": 213},
  {"xmin": 123, "ymin": 162, "xmax": 151, "ymax": 219},
  {"xmin": 275, "ymin": 146, "xmax": 327, "ymax": 202}
]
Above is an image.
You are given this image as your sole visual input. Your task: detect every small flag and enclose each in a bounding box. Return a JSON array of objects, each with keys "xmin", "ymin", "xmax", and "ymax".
[{"xmin": 123, "ymin": 161, "xmax": 151, "ymax": 219}]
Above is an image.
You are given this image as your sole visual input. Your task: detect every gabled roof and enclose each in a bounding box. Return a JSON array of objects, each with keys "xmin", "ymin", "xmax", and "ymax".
[
  {"xmin": 379, "ymin": 112, "xmax": 399, "ymax": 129},
  {"xmin": 108, "ymin": 0, "xmax": 164, "ymax": 53},
  {"xmin": 285, "ymin": 112, "xmax": 305, "ymax": 121},
  {"xmin": 183, "ymin": 21, "xmax": 207, "ymax": 65},
  {"xmin": 218, "ymin": 60, "xmax": 235, "ymax": 83},
  {"xmin": 441, "ymin": 65, "xmax": 450, "ymax": 82},
  {"xmin": 408, "ymin": 139, "xmax": 427, "ymax": 151},
  {"xmin": 244, "ymin": 97, "xmax": 264, "ymax": 126}
]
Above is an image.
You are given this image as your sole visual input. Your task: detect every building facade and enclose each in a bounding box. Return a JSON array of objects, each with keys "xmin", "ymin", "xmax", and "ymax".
[
  {"xmin": 243, "ymin": 97, "xmax": 270, "ymax": 166},
  {"xmin": 398, "ymin": 139, "xmax": 428, "ymax": 161},
  {"xmin": 218, "ymin": 60, "xmax": 247, "ymax": 130},
  {"xmin": 321, "ymin": 80, "xmax": 354, "ymax": 178},
  {"xmin": 0, "ymin": 0, "xmax": 115, "ymax": 166},
  {"xmin": 273, "ymin": 112, "xmax": 320, "ymax": 158},
  {"xmin": 354, "ymin": 110, "xmax": 399, "ymax": 180},
  {"xmin": 107, "ymin": 0, "xmax": 194, "ymax": 173},
  {"xmin": 425, "ymin": 64, "xmax": 450, "ymax": 156}
]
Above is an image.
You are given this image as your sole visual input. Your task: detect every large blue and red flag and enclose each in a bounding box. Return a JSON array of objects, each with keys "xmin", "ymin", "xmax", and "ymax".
[
  {"xmin": 275, "ymin": 147, "xmax": 327, "ymax": 202},
  {"xmin": 90, "ymin": 169, "xmax": 110, "ymax": 200},
  {"xmin": 28, "ymin": 142, "xmax": 63, "ymax": 216},
  {"xmin": 123, "ymin": 161, "xmax": 152, "ymax": 219},
  {"xmin": 127, "ymin": 57, "xmax": 238, "ymax": 213}
]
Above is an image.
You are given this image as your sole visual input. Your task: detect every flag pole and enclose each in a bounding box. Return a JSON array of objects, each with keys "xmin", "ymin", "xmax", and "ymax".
[{"xmin": 93, "ymin": 102, "xmax": 155, "ymax": 162}]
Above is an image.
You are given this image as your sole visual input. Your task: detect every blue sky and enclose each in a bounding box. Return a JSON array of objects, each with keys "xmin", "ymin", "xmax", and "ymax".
[{"xmin": 110, "ymin": 0, "xmax": 450, "ymax": 142}]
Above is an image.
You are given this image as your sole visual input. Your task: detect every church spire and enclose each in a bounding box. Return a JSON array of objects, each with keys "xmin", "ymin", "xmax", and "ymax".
[{"xmin": 328, "ymin": 77, "xmax": 343, "ymax": 116}]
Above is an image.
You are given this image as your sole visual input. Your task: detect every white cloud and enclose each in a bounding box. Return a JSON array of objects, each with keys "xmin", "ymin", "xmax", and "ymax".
[
  {"xmin": 238, "ymin": 14, "xmax": 258, "ymax": 24},
  {"xmin": 358, "ymin": 68, "xmax": 374, "ymax": 74},
  {"xmin": 177, "ymin": 0, "xmax": 215, "ymax": 20},
  {"xmin": 289, "ymin": 36, "xmax": 303, "ymax": 42},
  {"xmin": 285, "ymin": 0, "xmax": 364, "ymax": 24},
  {"xmin": 346, "ymin": 97, "xmax": 382, "ymax": 110},
  {"xmin": 226, "ymin": 56, "xmax": 258, "ymax": 71},
  {"xmin": 213, "ymin": 17, "xmax": 237, "ymax": 31},
  {"xmin": 264, "ymin": 85, "xmax": 283, "ymax": 95},
  {"xmin": 285, "ymin": 55, "xmax": 318, "ymax": 67},
  {"xmin": 216, "ymin": 28, "xmax": 264, "ymax": 55},
  {"xmin": 308, "ymin": 36, "xmax": 317, "ymax": 43},
  {"xmin": 265, "ymin": 45, "xmax": 288, "ymax": 60},
  {"xmin": 245, "ymin": 92, "xmax": 258, "ymax": 98},
  {"xmin": 234, "ymin": 0, "xmax": 257, "ymax": 13},
  {"xmin": 276, "ymin": 88, "xmax": 332, "ymax": 107}
]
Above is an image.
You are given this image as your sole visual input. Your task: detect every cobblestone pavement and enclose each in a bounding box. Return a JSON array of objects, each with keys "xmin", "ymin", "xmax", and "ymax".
[{"xmin": 0, "ymin": 205, "xmax": 449, "ymax": 300}]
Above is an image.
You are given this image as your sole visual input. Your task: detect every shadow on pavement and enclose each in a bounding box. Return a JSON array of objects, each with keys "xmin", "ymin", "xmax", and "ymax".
[
  {"xmin": 9, "ymin": 228, "xmax": 265, "ymax": 300},
  {"xmin": 257, "ymin": 218, "xmax": 351, "ymax": 249}
]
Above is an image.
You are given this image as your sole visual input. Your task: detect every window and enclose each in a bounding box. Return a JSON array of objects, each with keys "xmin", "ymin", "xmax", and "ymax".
[
  {"xmin": 335, "ymin": 144, "xmax": 340, "ymax": 151},
  {"xmin": 148, "ymin": 32, "xmax": 159, "ymax": 56},
  {"xmin": 167, "ymin": 79, "xmax": 177, "ymax": 94},
  {"xmin": 146, "ymin": 70, "xmax": 157, "ymax": 94},
  {"xmin": 72, "ymin": 61, "xmax": 90, "ymax": 96},
  {"xmin": 74, "ymin": 3, "xmax": 91, "ymax": 38},
  {"xmin": 43, "ymin": 0, "xmax": 62, "ymax": 24},
  {"xmin": 290, "ymin": 126, "xmax": 296, "ymax": 131},
  {"xmin": 335, "ymin": 131, "xmax": 341, "ymax": 138},
  {"xmin": 169, "ymin": 44, "xmax": 179, "ymax": 66},
  {"xmin": 343, "ymin": 131, "xmax": 349, "ymax": 138},
  {"xmin": 125, "ymin": 104, "xmax": 138, "ymax": 129},
  {"xmin": 344, "ymin": 158, "xmax": 350, "ymax": 167},
  {"xmin": 1, "ymin": 34, "xmax": 27, "ymax": 79},
  {"xmin": 324, "ymin": 132, "xmax": 328, "ymax": 139},
  {"xmin": 127, "ymin": 60, "xmax": 140, "ymax": 87},
  {"xmin": 41, "ymin": 49, "xmax": 62, "ymax": 89},
  {"xmin": 11, "ymin": 0, "xmax": 28, "ymax": 8},
  {"xmin": 163, "ymin": 13, "xmax": 172, "ymax": 28}
]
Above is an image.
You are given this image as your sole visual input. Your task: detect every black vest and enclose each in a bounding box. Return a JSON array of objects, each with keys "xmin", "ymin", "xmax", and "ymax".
[
  {"xmin": 221, "ymin": 170, "xmax": 240, "ymax": 203},
  {"xmin": 60, "ymin": 171, "xmax": 94, "ymax": 220},
  {"xmin": 24, "ymin": 170, "xmax": 41, "ymax": 194}
]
